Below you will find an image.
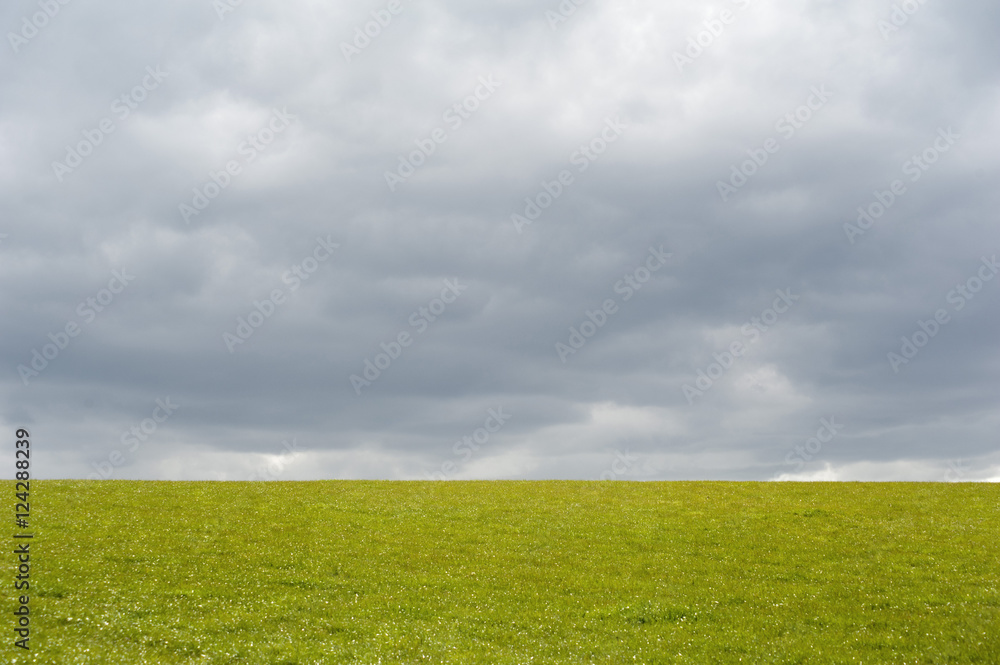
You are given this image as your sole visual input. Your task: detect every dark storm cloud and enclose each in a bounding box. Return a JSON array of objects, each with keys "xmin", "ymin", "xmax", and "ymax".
[{"xmin": 1, "ymin": 0, "xmax": 998, "ymax": 481}]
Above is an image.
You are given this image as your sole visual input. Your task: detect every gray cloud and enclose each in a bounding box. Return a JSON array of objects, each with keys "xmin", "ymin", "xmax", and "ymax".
[{"xmin": 2, "ymin": 0, "xmax": 999, "ymax": 482}]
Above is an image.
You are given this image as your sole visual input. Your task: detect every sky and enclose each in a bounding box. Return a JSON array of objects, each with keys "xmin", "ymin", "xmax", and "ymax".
[{"xmin": 2, "ymin": 0, "xmax": 998, "ymax": 482}]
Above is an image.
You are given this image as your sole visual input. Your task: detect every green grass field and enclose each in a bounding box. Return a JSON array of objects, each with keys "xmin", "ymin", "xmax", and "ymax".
[{"xmin": 9, "ymin": 481, "xmax": 999, "ymax": 663}]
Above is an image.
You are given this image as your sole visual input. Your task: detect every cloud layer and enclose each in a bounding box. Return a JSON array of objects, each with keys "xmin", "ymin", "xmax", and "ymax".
[{"xmin": 2, "ymin": 0, "xmax": 999, "ymax": 481}]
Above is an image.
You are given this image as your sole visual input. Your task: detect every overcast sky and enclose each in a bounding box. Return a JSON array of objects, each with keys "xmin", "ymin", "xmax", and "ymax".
[{"xmin": 2, "ymin": 0, "xmax": 998, "ymax": 482}]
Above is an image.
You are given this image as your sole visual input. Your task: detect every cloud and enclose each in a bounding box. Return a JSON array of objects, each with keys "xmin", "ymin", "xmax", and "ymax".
[{"xmin": 2, "ymin": 0, "xmax": 999, "ymax": 480}]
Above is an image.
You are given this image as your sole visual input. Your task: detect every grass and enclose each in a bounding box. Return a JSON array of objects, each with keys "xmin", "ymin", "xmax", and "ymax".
[{"xmin": 9, "ymin": 480, "xmax": 1000, "ymax": 663}]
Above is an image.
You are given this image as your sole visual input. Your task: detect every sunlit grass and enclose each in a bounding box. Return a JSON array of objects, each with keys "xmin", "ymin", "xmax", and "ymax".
[{"xmin": 14, "ymin": 481, "xmax": 1000, "ymax": 663}]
